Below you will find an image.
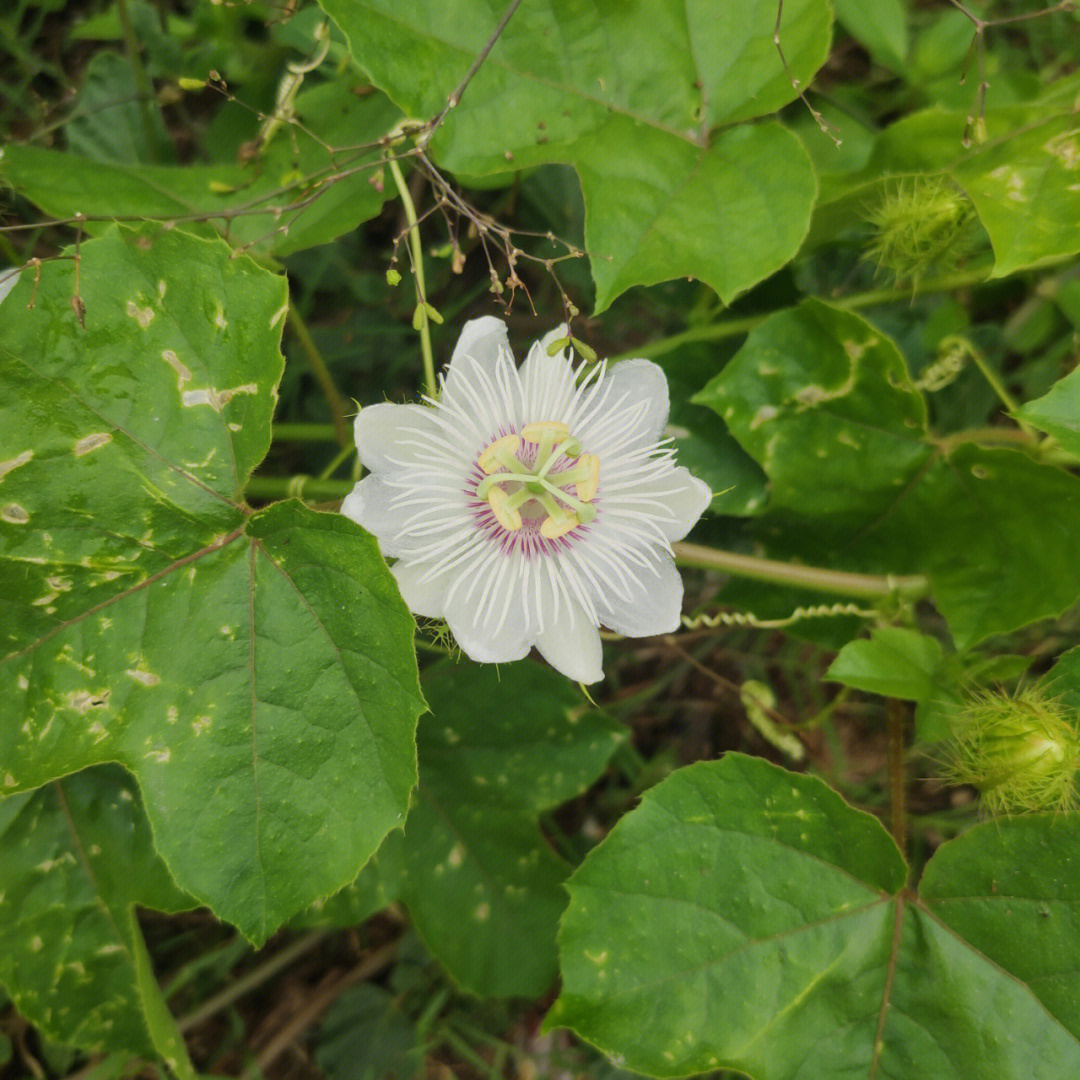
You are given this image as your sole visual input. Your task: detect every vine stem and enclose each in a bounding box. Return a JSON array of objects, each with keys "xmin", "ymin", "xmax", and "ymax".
[
  {"xmin": 673, "ymin": 541, "xmax": 929, "ymax": 604},
  {"xmin": 287, "ymin": 303, "xmax": 349, "ymax": 447},
  {"xmin": 388, "ymin": 155, "xmax": 437, "ymax": 398},
  {"xmin": 612, "ymin": 266, "xmax": 995, "ymax": 362},
  {"xmin": 177, "ymin": 931, "xmax": 329, "ymax": 1033},
  {"xmin": 887, "ymin": 698, "xmax": 909, "ymax": 858},
  {"xmin": 115, "ymin": 0, "xmax": 158, "ymax": 156}
]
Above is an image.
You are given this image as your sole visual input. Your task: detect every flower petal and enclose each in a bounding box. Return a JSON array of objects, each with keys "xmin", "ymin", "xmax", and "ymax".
[
  {"xmin": 451, "ymin": 316, "xmax": 512, "ymax": 370},
  {"xmin": 442, "ymin": 547, "xmax": 532, "ymax": 664},
  {"xmin": 0, "ymin": 269, "xmax": 18, "ymax": 306},
  {"xmin": 602, "ymin": 464, "xmax": 712, "ymax": 543},
  {"xmin": 595, "ymin": 546, "xmax": 684, "ymax": 637},
  {"xmin": 341, "ymin": 475, "xmax": 426, "ymax": 559},
  {"xmin": 577, "ymin": 358, "xmax": 669, "ymax": 456},
  {"xmin": 354, "ymin": 401, "xmax": 454, "ymax": 472},
  {"xmin": 391, "ymin": 558, "xmax": 451, "ymax": 619},
  {"xmin": 535, "ymin": 604, "xmax": 604, "ymax": 683},
  {"xmin": 519, "ymin": 326, "xmax": 578, "ymax": 424},
  {"xmin": 442, "ymin": 317, "xmax": 521, "ymax": 436}
]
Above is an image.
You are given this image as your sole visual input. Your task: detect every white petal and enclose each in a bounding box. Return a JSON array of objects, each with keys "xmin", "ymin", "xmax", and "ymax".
[
  {"xmin": 443, "ymin": 547, "xmax": 532, "ymax": 664},
  {"xmin": 603, "ymin": 464, "xmax": 712, "ymax": 542},
  {"xmin": 578, "ymin": 358, "xmax": 669, "ymax": 455},
  {"xmin": 391, "ymin": 558, "xmax": 451, "ymax": 619},
  {"xmin": 451, "ymin": 316, "xmax": 512, "ymax": 370},
  {"xmin": 340, "ymin": 475, "xmax": 436, "ymax": 559},
  {"xmin": 519, "ymin": 328, "xmax": 578, "ymax": 423},
  {"xmin": 595, "ymin": 546, "xmax": 684, "ymax": 637},
  {"xmin": 442, "ymin": 317, "xmax": 520, "ymax": 432},
  {"xmin": 354, "ymin": 402, "xmax": 449, "ymax": 472},
  {"xmin": 0, "ymin": 269, "xmax": 18, "ymax": 306},
  {"xmin": 535, "ymin": 604, "xmax": 604, "ymax": 683}
]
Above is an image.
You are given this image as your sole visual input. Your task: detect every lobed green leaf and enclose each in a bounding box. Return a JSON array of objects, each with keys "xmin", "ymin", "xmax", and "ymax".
[
  {"xmin": 0, "ymin": 228, "xmax": 424, "ymax": 943},
  {"xmin": 550, "ymin": 754, "xmax": 1080, "ymax": 1078},
  {"xmin": 316, "ymin": 0, "xmax": 829, "ymax": 308}
]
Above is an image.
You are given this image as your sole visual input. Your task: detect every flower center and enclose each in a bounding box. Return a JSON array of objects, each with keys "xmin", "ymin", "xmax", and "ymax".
[{"xmin": 474, "ymin": 421, "xmax": 600, "ymax": 539}]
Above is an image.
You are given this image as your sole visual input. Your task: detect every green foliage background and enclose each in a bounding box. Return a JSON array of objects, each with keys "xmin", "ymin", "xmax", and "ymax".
[{"xmin": 4, "ymin": 0, "xmax": 1080, "ymax": 1077}]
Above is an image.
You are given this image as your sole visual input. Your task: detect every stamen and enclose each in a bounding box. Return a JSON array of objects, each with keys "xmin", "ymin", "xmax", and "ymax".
[
  {"xmin": 478, "ymin": 434, "xmax": 522, "ymax": 474},
  {"xmin": 576, "ymin": 454, "xmax": 600, "ymax": 502},
  {"xmin": 541, "ymin": 512, "xmax": 580, "ymax": 539},
  {"xmin": 521, "ymin": 420, "xmax": 569, "ymax": 444},
  {"xmin": 487, "ymin": 487, "xmax": 522, "ymax": 531}
]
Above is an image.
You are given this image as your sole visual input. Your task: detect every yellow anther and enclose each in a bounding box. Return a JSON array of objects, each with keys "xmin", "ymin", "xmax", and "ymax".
[
  {"xmin": 478, "ymin": 434, "xmax": 522, "ymax": 474},
  {"xmin": 541, "ymin": 512, "xmax": 580, "ymax": 540},
  {"xmin": 521, "ymin": 420, "xmax": 569, "ymax": 444},
  {"xmin": 488, "ymin": 487, "xmax": 522, "ymax": 531},
  {"xmin": 575, "ymin": 454, "xmax": 600, "ymax": 502}
]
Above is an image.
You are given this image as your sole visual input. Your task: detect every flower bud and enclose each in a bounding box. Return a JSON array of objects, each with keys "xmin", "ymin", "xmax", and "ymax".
[{"xmin": 940, "ymin": 687, "xmax": 1080, "ymax": 815}]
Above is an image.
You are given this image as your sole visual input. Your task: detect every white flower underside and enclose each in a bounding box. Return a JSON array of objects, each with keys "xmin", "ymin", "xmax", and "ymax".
[{"xmin": 342, "ymin": 317, "xmax": 711, "ymax": 683}]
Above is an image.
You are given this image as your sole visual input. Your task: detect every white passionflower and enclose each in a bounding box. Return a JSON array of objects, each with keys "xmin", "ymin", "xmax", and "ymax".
[{"xmin": 342, "ymin": 317, "xmax": 711, "ymax": 683}]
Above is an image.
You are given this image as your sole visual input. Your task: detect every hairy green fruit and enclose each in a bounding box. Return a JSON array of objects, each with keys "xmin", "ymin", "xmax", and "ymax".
[
  {"xmin": 941, "ymin": 687, "xmax": 1080, "ymax": 815},
  {"xmin": 864, "ymin": 176, "xmax": 978, "ymax": 284}
]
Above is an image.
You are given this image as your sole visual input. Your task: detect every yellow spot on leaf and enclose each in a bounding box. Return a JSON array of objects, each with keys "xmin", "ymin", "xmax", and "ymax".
[
  {"xmin": 2, "ymin": 503, "xmax": 29, "ymax": 524},
  {"xmin": 125, "ymin": 300, "xmax": 154, "ymax": 327},
  {"xmin": 74, "ymin": 432, "xmax": 112, "ymax": 457},
  {"xmin": 162, "ymin": 349, "xmax": 192, "ymax": 388},
  {"xmin": 0, "ymin": 450, "xmax": 33, "ymax": 480}
]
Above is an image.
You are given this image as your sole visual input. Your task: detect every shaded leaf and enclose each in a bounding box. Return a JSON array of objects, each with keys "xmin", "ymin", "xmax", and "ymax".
[
  {"xmin": 298, "ymin": 661, "xmax": 625, "ymax": 998},
  {"xmin": 1, "ymin": 79, "xmax": 400, "ymax": 257},
  {"xmin": 316, "ymin": 984, "xmax": 422, "ymax": 1080},
  {"xmin": 65, "ymin": 52, "xmax": 173, "ymax": 164},
  {"xmin": 832, "ymin": 0, "xmax": 908, "ymax": 68},
  {"xmin": 0, "ymin": 766, "xmax": 193, "ymax": 1070}
]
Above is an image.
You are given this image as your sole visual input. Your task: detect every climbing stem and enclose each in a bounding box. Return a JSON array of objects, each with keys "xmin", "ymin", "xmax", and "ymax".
[
  {"xmin": 888, "ymin": 698, "xmax": 909, "ymax": 858},
  {"xmin": 388, "ymin": 155, "xmax": 437, "ymax": 398},
  {"xmin": 116, "ymin": 0, "xmax": 158, "ymax": 156},
  {"xmin": 272, "ymin": 422, "xmax": 339, "ymax": 442},
  {"xmin": 674, "ymin": 541, "xmax": 929, "ymax": 603},
  {"xmin": 287, "ymin": 303, "xmax": 349, "ymax": 447},
  {"xmin": 612, "ymin": 266, "xmax": 996, "ymax": 362}
]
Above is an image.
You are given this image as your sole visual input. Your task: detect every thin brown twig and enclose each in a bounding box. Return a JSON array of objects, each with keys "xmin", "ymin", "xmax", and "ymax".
[
  {"xmin": 774, "ymin": 0, "xmax": 841, "ymax": 146},
  {"xmin": 418, "ymin": 0, "xmax": 526, "ymax": 149},
  {"xmin": 946, "ymin": 0, "xmax": 1075, "ymax": 146},
  {"xmin": 177, "ymin": 930, "xmax": 330, "ymax": 1033},
  {"xmin": 242, "ymin": 938, "xmax": 400, "ymax": 1079},
  {"xmin": 887, "ymin": 698, "xmax": 909, "ymax": 857}
]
